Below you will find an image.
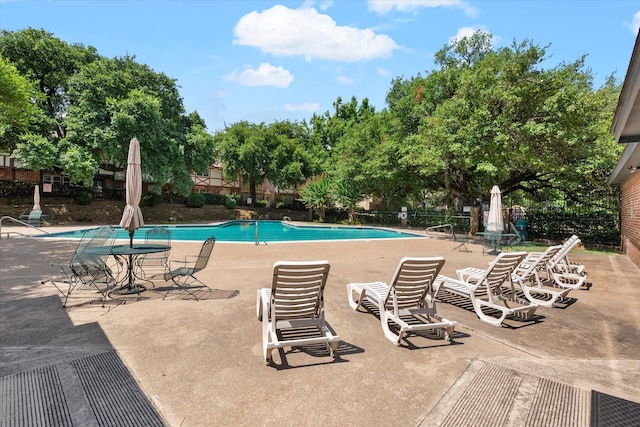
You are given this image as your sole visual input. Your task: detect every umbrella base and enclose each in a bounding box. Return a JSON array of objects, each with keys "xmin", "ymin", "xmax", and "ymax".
[{"xmin": 112, "ymin": 285, "xmax": 146, "ymax": 295}]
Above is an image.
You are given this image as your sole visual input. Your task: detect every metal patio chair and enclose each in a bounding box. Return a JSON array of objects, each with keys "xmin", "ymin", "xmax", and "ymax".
[
  {"xmin": 136, "ymin": 226, "xmax": 171, "ymax": 285},
  {"xmin": 48, "ymin": 226, "xmax": 119, "ymax": 307},
  {"xmin": 163, "ymin": 236, "xmax": 215, "ymax": 300}
]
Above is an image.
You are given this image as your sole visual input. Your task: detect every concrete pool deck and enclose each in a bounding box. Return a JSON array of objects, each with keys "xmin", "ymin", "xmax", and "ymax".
[{"xmin": 1, "ymin": 225, "xmax": 639, "ymax": 426}]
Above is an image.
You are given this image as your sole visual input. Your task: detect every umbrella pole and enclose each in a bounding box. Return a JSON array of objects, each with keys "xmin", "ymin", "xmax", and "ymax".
[{"xmin": 129, "ymin": 230, "xmax": 134, "ymax": 248}]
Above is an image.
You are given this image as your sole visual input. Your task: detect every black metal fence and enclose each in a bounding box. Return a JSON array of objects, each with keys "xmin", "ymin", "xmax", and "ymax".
[{"xmin": 354, "ymin": 205, "xmax": 620, "ymax": 247}]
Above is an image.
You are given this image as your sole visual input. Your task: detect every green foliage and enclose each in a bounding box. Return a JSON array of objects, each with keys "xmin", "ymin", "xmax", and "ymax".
[
  {"xmin": 384, "ymin": 30, "xmax": 621, "ymax": 208},
  {"xmin": 225, "ymin": 196, "xmax": 237, "ymax": 209},
  {"xmin": 13, "ymin": 133, "xmax": 59, "ymax": 172},
  {"xmin": 58, "ymin": 144, "xmax": 99, "ymax": 186},
  {"xmin": 0, "ymin": 56, "xmax": 44, "ymax": 152},
  {"xmin": 186, "ymin": 192, "xmax": 206, "ymax": 208},
  {"xmin": 0, "ymin": 28, "xmax": 99, "ymax": 128},
  {"xmin": 0, "ymin": 29, "xmax": 215, "ymax": 196},
  {"xmin": 141, "ymin": 192, "xmax": 163, "ymax": 207},
  {"xmin": 214, "ymin": 120, "xmax": 317, "ymax": 205},
  {"xmin": 299, "ymin": 175, "xmax": 333, "ymax": 222},
  {"xmin": 203, "ymin": 193, "xmax": 228, "ymax": 205},
  {"xmin": 76, "ymin": 190, "xmax": 93, "ymax": 205}
]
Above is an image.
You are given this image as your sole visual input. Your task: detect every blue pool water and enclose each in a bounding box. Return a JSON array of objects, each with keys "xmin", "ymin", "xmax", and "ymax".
[{"xmin": 46, "ymin": 220, "xmax": 423, "ymax": 243}]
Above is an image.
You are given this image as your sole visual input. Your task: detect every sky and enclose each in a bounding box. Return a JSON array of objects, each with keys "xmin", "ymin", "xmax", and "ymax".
[{"xmin": 1, "ymin": 0, "xmax": 639, "ymax": 133}]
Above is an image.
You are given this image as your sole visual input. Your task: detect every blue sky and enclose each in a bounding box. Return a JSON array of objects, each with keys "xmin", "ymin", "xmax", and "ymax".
[{"xmin": 1, "ymin": 1, "xmax": 639, "ymax": 133}]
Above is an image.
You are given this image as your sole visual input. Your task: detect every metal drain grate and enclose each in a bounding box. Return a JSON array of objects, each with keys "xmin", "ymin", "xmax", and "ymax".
[
  {"xmin": 0, "ymin": 365, "xmax": 73, "ymax": 427},
  {"xmin": 526, "ymin": 377, "xmax": 590, "ymax": 426},
  {"xmin": 591, "ymin": 390, "xmax": 640, "ymax": 427},
  {"xmin": 72, "ymin": 351, "xmax": 165, "ymax": 427},
  {"xmin": 439, "ymin": 363, "xmax": 524, "ymax": 427}
]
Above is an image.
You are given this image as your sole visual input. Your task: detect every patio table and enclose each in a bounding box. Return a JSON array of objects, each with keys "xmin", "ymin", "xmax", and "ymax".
[{"xmin": 86, "ymin": 244, "xmax": 171, "ymax": 295}]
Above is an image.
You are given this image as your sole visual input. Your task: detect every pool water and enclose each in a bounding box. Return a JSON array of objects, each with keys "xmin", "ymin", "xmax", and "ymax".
[{"xmin": 46, "ymin": 220, "xmax": 423, "ymax": 243}]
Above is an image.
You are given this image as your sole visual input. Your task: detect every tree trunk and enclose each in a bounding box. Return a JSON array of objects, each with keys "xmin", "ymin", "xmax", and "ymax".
[{"xmin": 249, "ymin": 180, "xmax": 256, "ymax": 206}]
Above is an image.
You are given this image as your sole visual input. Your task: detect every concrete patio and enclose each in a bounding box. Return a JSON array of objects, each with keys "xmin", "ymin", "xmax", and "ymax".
[{"xmin": 1, "ymin": 228, "xmax": 639, "ymax": 426}]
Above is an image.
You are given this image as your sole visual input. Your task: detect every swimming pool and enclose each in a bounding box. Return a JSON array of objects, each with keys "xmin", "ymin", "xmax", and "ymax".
[{"xmin": 46, "ymin": 220, "xmax": 424, "ymax": 243}]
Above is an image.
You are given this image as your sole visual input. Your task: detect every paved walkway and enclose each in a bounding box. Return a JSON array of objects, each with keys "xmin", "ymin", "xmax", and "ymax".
[{"xmin": 1, "ymin": 227, "xmax": 639, "ymax": 426}]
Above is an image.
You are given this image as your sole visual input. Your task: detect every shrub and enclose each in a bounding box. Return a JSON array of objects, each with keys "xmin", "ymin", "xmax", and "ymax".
[
  {"xmin": 204, "ymin": 193, "xmax": 228, "ymax": 205},
  {"xmin": 141, "ymin": 192, "xmax": 163, "ymax": 207},
  {"xmin": 76, "ymin": 190, "xmax": 93, "ymax": 205},
  {"xmin": 225, "ymin": 196, "xmax": 237, "ymax": 209},
  {"xmin": 186, "ymin": 192, "xmax": 206, "ymax": 208}
]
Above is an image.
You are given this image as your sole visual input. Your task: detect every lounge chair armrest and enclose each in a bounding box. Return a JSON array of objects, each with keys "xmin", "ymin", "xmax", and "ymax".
[
  {"xmin": 434, "ymin": 274, "xmax": 472, "ymax": 295},
  {"xmin": 168, "ymin": 254, "xmax": 198, "ymax": 267}
]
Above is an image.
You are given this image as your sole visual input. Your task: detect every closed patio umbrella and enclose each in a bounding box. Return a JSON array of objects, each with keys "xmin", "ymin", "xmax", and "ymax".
[
  {"xmin": 119, "ymin": 137, "xmax": 144, "ymax": 247},
  {"xmin": 486, "ymin": 185, "xmax": 503, "ymax": 233},
  {"xmin": 32, "ymin": 184, "xmax": 41, "ymax": 211}
]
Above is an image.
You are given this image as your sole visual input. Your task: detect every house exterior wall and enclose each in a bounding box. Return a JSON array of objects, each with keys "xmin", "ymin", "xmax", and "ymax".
[
  {"xmin": 190, "ymin": 164, "xmax": 300, "ymax": 205},
  {"xmin": 620, "ymin": 172, "xmax": 640, "ymax": 268},
  {"xmin": 191, "ymin": 165, "xmax": 241, "ymax": 195}
]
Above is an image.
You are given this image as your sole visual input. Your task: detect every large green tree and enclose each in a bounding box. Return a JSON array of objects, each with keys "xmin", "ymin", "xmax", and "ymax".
[
  {"xmin": 0, "ymin": 28, "xmax": 99, "ymax": 144},
  {"xmin": 387, "ymin": 30, "xmax": 621, "ymax": 207},
  {"xmin": 61, "ymin": 55, "xmax": 204, "ymax": 190},
  {"xmin": 0, "ymin": 56, "xmax": 45, "ymax": 152},
  {"xmin": 1, "ymin": 29, "xmax": 215, "ymax": 193},
  {"xmin": 214, "ymin": 120, "xmax": 316, "ymax": 205}
]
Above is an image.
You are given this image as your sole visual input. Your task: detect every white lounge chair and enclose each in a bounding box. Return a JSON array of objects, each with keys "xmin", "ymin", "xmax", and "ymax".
[
  {"xmin": 256, "ymin": 260, "xmax": 340, "ymax": 364},
  {"xmin": 434, "ymin": 252, "xmax": 538, "ymax": 327},
  {"xmin": 529, "ymin": 235, "xmax": 586, "ymax": 274},
  {"xmin": 347, "ymin": 257, "xmax": 457, "ymax": 345},
  {"xmin": 458, "ymin": 245, "xmax": 571, "ymax": 308}
]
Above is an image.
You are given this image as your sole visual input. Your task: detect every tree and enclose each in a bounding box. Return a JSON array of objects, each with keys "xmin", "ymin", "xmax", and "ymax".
[
  {"xmin": 265, "ymin": 120, "xmax": 317, "ymax": 188},
  {"xmin": 388, "ymin": 30, "xmax": 621, "ymax": 207},
  {"xmin": 332, "ymin": 178, "xmax": 361, "ymax": 223},
  {"xmin": 298, "ymin": 175, "xmax": 332, "ymax": 222},
  {"xmin": 214, "ymin": 121, "xmax": 271, "ymax": 205},
  {"xmin": 0, "ymin": 56, "xmax": 44, "ymax": 152},
  {"xmin": 0, "ymin": 28, "xmax": 99, "ymax": 140},
  {"xmin": 214, "ymin": 120, "xmax": 316, "ymax": 205},
  {"xmin": 2, "ymin": 29, "xmax": 215, "ymax": 194}
]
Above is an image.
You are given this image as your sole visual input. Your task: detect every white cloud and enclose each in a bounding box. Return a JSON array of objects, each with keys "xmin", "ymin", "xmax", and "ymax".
[
  {"xmin": 626, "ymin": 11, "xmax": 640, "ymax": 34},
  {"xmin": 337, "ymin": 75, "xmax": 354, "ymax": 84},
  {"xmin": 368, "ymin": 0, "xmax": 479, "ymax": 18},
  {"xmin": 284, "ymin": 102, "xmax": 320, "ymax": 112},
  {"xmin": 377, "ymin": 67, "xmax": 392, "ymax": 78},
  {"xmin": 300, "ymin": 0, "xmax": 333, "ymax": 10},
  {"xmin": 224, "ymin": 62, "xmax": 294, "ymax": 88},
  {"xmin": 233, "ymin": 5, "xmax": 399, "ymax": 62}
]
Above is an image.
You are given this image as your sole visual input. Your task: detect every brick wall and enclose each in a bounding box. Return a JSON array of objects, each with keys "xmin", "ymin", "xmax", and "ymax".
[{"xmin": 621, "ymin": 172, "xmax": 640, "ymax": 268}]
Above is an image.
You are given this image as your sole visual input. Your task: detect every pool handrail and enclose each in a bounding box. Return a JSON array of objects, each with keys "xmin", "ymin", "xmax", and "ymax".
[{"xmin": 0, "ymin": 215, "xmax": 51, "ymax": 239}]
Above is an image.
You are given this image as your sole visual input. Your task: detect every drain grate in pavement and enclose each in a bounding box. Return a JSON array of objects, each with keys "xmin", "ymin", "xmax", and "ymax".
[
  {"xmin": 0, "ymin": 365, "xmax": 73, "ymax": 427},
  {"xmin": 439, "ymin": 363, "xmax": 524, "ymax": 427},
  {"xmin": 72, "ymin": 351, "xmax": 165, "ymax": 427},
  {"xmin": 591, "ymin": 390, "xmax": 640, "ymax": 427},
  {"xmin": 526, "ymin": 377, "xmax": 590, "ymax": 426}
]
